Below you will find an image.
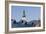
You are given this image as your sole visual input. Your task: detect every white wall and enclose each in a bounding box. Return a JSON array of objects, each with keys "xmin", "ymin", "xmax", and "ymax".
[
  {"xmin": 0, "ymin": 0, "xmax": 46, "ymax": 34},
  {"xmin": 0, "ymin": 0, "xmax": 5, "ymax": 34}
]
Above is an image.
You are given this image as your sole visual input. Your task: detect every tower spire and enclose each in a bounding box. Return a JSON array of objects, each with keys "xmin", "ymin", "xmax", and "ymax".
[{"xmin": 23, "ymin": 10, "xmax": 26, "ymax": 17}]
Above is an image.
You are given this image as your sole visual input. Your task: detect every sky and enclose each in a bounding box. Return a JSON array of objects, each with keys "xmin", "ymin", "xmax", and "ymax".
[{"xmin": 11, "ymin": 6, "xmax": 41, "ymax": 22}]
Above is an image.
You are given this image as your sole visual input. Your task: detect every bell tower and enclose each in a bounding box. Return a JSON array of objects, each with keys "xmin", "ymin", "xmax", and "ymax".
[{"xmin": 21, "ymin": 10, "xmax": 27, "ymax": 24}]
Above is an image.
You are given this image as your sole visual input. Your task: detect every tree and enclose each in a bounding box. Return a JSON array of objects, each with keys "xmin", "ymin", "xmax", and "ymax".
[
  {"xmin": 13, "ymin": 20, "xmax": 16, "ymax": 24},
  {"xmin": 11, "ymin": 19, "xmax": 13, "ymax": 21}
]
